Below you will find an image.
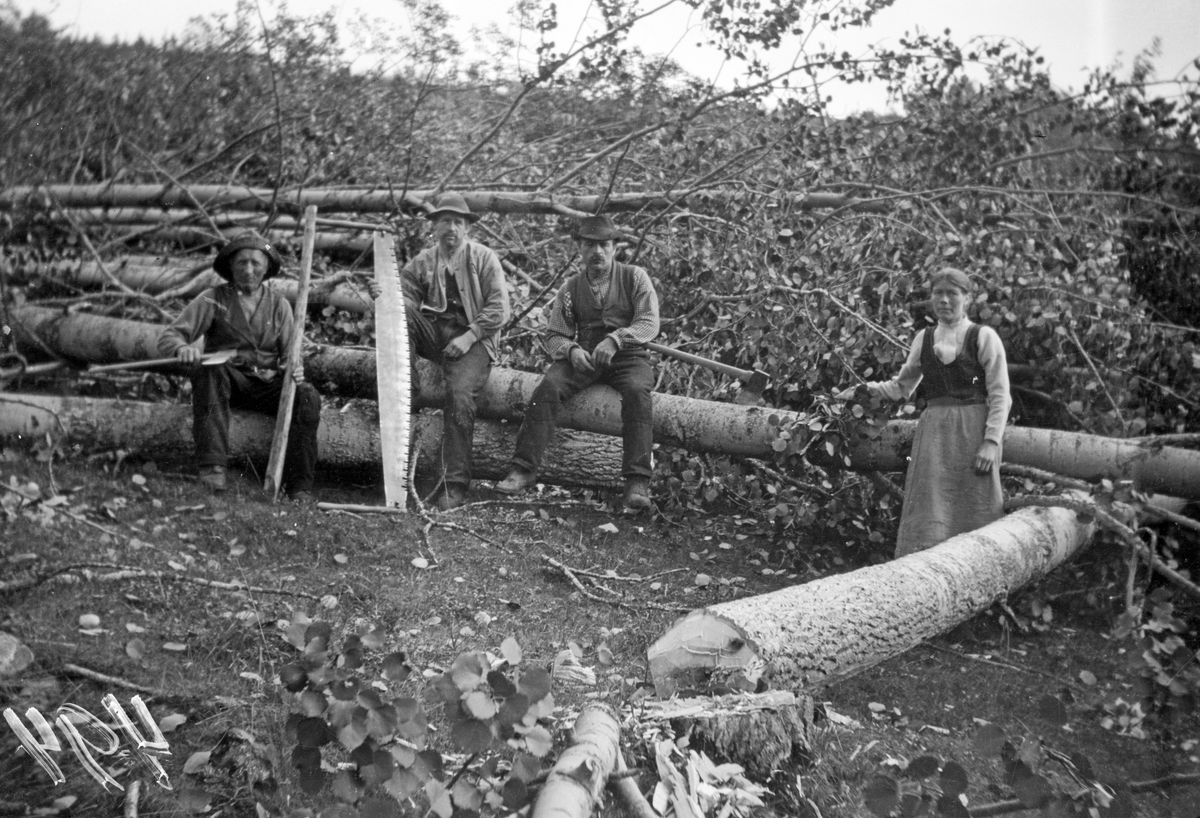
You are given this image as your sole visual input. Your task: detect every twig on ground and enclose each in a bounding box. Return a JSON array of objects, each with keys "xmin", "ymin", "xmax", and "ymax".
[
  {"xmin": 0, "ymin": 561, "xmax": 324, "ymax": 600},
  {"xmin": 61, "ymin": 663, "xmax": 163, "ymax": 697},
  {"xmin": 924, "ymin": 644, "xmax": 1079, "ymax": 689},
  {"xmin": 968, "ymin": 772, "xmax": 1200, "ymax": 817},
  {"xmin": 123, "ymin": 779, "xmax": 141, "ymax": 818},
  {"xmin": 542, "ymin": 555, "xmax": 690, "ymax": 613},
  {"xmin": 552, "ymin": 562, "xmax": 686, "ymax": 583},
  {"xmin": 427, "ymin": 499, "xmax": 507, "ymax": 550}
]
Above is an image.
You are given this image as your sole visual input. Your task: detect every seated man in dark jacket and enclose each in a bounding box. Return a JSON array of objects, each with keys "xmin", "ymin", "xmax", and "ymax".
[
  {"xmin": 158, "ymin": 232, "xmax": 321, "ymax": 500},
  {"xmin": 497, "ymin": 215, "xmax": 660, "ymax": 509}
]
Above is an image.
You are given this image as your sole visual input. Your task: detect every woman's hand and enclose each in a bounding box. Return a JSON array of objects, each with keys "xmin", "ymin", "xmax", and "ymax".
[
  {"xmin": 291, "ymin": 364, "xmax": 306, "ymax": 384},
  {"xmin": 367, "ymin": 279, "xmax": 382, "ymax": 300},
  {"xmin": 974, "ymin": 440, "xmax": 999, "ymax": 474}
]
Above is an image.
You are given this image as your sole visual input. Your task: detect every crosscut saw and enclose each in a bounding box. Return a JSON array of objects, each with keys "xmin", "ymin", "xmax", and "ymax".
[{"xmin": 373, "ymin": 232, "xmax": 412, "ymax": 507}]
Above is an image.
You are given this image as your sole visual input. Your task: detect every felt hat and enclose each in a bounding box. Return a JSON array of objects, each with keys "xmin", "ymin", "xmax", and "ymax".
[
  {"xmin": 571, "ymin": 215, "xmax": 623, "ymax": 241},
  {"xmin": 928, "ymin": 267, "xmax": 974, "ymax": 294},
  {"xmin": 425, "ymin": 192, "xmax": 480, "ymax": 223},
  {"xmin": 212, "ymin": 232, "xmax": 283, "ymax": 281}
]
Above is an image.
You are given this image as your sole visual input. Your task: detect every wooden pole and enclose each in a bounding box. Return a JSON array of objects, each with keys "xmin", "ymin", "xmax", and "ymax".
[{"xmin": 263, "ymin": 205, "xmax": 318, "ymax": 500}]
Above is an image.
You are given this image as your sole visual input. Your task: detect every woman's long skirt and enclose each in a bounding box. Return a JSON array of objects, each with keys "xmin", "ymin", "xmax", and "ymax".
[{"xmin": 895, "ymin": 403, "xmax": 1004, "ymax": 558}]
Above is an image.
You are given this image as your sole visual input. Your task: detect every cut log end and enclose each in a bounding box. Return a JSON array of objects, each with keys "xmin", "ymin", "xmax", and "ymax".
[{"xmin": 646, "ymin": 609, "xmax": 766, "ymax": 699}]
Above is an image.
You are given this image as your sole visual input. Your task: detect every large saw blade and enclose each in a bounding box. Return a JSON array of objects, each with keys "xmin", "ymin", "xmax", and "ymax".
[{"xmin": 373, "ymin": 232, "xmax": 411, "ymax": 508}]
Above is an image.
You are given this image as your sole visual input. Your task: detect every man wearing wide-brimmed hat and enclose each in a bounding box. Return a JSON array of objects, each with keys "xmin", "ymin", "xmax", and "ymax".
[
  {"xmin": 370, "ymin": 191, "xmax": 511, "ymax": 510},
  {"xmin": 497, "ymin": 214, "xmax": 660, "ymax": 510},
  {"xmin": 159, "ymin": 231, "xmax": 322, "ymax": 500}
]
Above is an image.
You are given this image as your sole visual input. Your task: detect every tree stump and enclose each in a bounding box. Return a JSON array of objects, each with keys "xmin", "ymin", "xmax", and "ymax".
[{"xmin": 639, "ymin": 691, "xmax": 814, "ymax": 780}]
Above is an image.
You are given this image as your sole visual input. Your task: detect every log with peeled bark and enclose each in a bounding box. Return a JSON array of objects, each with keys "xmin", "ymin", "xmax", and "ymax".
[
  {"xmin": 646, "ymin": 498, "xmax": 1095, "ymax": 697},
  {"xmin": 11, "ymin": 305, "xmax": 1200, "ymax": 499},
  {"xmin": 530, "ymin": 703, "xmax": 620, "ymax": 818},
  {"xmin": 1, "ymin": 183, "xmax": 888, "ymax": 216},
  {"xmin": 0, "ymin": 393, "xmax": 623, "ymax": 488}
]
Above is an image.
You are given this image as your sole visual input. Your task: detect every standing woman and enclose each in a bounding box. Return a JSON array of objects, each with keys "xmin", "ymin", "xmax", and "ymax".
[{"xmin": 847, "ymin": 268, "xmax": 1011, "ymax": 557}]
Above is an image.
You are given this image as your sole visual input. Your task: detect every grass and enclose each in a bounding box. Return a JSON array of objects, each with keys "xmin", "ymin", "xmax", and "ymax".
[{"xmin": 2, "ymin": 446, "xmax": 1199, "ymax": 817}]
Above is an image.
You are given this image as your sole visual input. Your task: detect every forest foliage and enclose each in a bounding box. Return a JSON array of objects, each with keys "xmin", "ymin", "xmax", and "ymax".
[{"xmin": 1, "ymin": 0, "xmax": 1198, "ymax": 539}]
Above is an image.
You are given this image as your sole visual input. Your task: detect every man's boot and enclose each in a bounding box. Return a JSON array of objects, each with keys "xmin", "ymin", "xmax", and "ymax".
[
  {"xmin": 437, "ymin": 484, "xmax": 468, "ymax": 511},
  {"xmin": 496, "ymin": 467, "xmax": 537, "ymax": 495},
  {"xmin": 198, "ymin": 465, "xmax": 226, "ymax": 492},
  {"xmin": 623, "ymin": 477, "xmax": 651, "ymax": 510}
]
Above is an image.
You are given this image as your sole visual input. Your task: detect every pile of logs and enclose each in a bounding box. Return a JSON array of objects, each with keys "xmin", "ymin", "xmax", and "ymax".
[{"xmin": 3, "ymin": 184, "xmax": 1199, "ymax": 807}]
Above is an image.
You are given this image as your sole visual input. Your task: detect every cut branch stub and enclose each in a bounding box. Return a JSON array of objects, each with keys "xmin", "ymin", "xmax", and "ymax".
[{"xmin": 531, "ymin": 702, "xmax": 620, "ymax": 818}]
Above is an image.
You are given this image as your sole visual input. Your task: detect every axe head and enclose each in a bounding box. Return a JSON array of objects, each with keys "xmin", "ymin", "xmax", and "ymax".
[{"xmin": 734, "ymin": 370, "xmax": 769, "ymax": 405}]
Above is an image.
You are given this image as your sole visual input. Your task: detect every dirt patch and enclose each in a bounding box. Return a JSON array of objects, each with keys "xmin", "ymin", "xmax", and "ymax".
[{"xmin": 1, "ymin": 451, "xmax": 1197, "ymax": 817}]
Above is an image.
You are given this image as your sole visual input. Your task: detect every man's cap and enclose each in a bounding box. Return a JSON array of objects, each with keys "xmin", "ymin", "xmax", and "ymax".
[
  {"xmin": 212, "ymin": 231, "xmax": 283, "ymax": 281},
  {"xmin": 572, "ymin": 215, "xmax": 623, "ymax": 241},
  {"xmin": 425, "ymin": 192, "xmax": 480, "ymax": 223}
]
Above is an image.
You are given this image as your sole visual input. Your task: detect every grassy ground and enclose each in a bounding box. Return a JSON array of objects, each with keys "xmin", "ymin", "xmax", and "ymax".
[{"xmin": 1, "ymin": 447, "xmax": 1198, "ymax": 818}]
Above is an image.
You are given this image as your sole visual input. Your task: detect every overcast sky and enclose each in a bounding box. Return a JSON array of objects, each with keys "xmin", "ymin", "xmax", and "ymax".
[{"xmin": 12, "ymin": 0, "xmax": 1200, "ymax": 114}]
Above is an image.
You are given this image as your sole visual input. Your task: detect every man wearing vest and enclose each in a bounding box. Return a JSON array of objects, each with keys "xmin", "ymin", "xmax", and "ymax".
[
  {"xmin": 370, "ymin": 192, "xmax": 511, "ymax": 510},
  {"xmin": 497, "ymin": 215, "xmax": 660, "ymax": 510}
]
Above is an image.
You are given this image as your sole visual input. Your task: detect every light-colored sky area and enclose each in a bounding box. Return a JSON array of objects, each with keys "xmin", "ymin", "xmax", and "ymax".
[{"xmin": 12, "ymin": 0, "xmax": 1200, "ymax": 114}]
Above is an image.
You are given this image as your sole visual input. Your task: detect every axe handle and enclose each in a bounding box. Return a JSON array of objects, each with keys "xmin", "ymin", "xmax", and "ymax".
[
  {"xmin": 87, "ymin": 351, "xmax": 234, "ymax": 373},
  {"xmin": 645, "ymin": 341, "xmax": 757, "ymax": 384}
]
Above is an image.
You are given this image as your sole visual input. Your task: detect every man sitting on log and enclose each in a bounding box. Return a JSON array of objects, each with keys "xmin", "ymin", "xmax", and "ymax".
[
  {"xmin": 497, "ymin": 215, "xmax": 661, "ymax": 510},
  {"xmin": 369, "ymin": 192, "xmax": 511, "ymax": 511},
  {"xmin": 158, "ymin": 231, "xmax": 321, "ymax": 501}
]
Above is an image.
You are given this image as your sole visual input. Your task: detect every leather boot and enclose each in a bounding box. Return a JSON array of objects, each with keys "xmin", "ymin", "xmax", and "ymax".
[
  {"xmin": 496, "ymin": 467, "xmax": 536, "ymax": 495},
  {"xmin": 623, "ymin": 477, "xmax": 651, "ymax": 510},
  {"xmin": 198, "ymin": 465, "xmax": 226, "ymax": 492}
]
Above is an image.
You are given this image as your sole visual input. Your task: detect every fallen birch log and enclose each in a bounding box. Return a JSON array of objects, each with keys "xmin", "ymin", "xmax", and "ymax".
[
  {"xmin": 848, "ymin": 420, "xmax": 1200, "ymax": 501},
  {"xmin": 105, "ymin": 225, "xmax": 373, "ymax": 256},
  {"xmin": 531, "ymin": 702, "xmax": 620, "ymax": 818},
  {"xmin": 1, "ymin": 184, "xmax": 888, "ymax": 216},
  {"xmin": 647, "ymin": 500, "xmax": 1096, "ymax": 697},
  {"xmin": 0, "ymin": 394, "xmax": 623, "ymax": 488},
  {"xmin": 14, "ymin": 258, "xmax": 372, "ymax": 312},
  {"xmin": 11, "ymin": 306, "xmax": 1200, "ymax": 498}
]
